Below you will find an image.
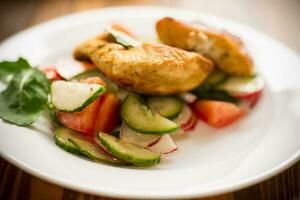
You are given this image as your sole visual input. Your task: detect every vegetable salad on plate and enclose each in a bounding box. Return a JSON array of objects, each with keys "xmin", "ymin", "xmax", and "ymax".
[{"xmin": 0, "ymin": 18, "xmax": 264, "ymax": 167}]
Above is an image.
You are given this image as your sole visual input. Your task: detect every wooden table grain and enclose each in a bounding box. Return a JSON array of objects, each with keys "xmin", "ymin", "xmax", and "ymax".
[{"xmin": 0, "ymin": 0, "xmax": 299, "ymax": 199}]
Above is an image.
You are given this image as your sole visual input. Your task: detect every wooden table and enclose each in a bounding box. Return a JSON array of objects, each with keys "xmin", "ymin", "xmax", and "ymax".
[{"xmin": 0, "ymin": 0, "xmax": 299, "ymax": 199}]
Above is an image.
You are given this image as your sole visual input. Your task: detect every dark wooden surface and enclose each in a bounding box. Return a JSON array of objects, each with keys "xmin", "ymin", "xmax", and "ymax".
[{"xmin": 0, "ymin": 0, "xmax": 299, "ymax": 199}]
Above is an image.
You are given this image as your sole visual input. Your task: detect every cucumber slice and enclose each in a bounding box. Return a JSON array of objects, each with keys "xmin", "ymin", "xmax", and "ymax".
[
  {"xmin": 55, "ymin": 127, "xmax": 127, "ymax": 165},
  {"xmin": 147, "ymin": 96, "xmax": 183, "ymax": 119},
  {"xmin": 205, "ymin": 70, "xmax": 228, "ymax": 86},
  {"xmin": 217, "ymin": 75, "xmax": 264, "ymax": 95},
  {"xmin": 51, "ymin": 80, "xmax": 105, "ymax": 112},
  {"xmin": 120, "ymin": 123, "xmax": 160, "ymax": 147},
  {"xmin": 97, "ymin": 132, "xmax": 161, "ymax": 166},
  {"xmin": 54, "ymin": 127, "xmax": 83, "ymax": 155},
  {"xmin": 69, "ymin": 137, "xmax": 127, "ymax": 165},
  {"xmin": 70, "ymin": 69, "xmax": 119, "ymax": 92},
  {"xmin": 121, "ymin": 95, "xmax": 179, "ymax": 135}
]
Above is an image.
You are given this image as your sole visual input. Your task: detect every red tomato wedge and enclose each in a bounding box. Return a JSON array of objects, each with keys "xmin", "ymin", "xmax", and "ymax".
[
  {"xmin": 56, "ymin": 99, "xmax": 100, "ymax": 136},
  {"xmin": 40, "ymin": 66, "xmax": 64, "ymax": 81},
  {"xmin": 193, "ymin": 100, "xmax": 244, "ymax": 128},
  {"xmin": 93, "ymin": 93, "xmax": 121, "ymax": 134}
]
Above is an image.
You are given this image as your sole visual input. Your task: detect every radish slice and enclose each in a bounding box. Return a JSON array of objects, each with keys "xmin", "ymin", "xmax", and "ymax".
[
  {"xmin": 172, "ymin": 105, "xmax": 195, "ymax": 134},
  {"xmin": 120, "ymin": 123, "xmax": 160, "ymax": 148},
  {"xmin": 217, "ymin": 75, "xmax": 264, "ymax": 96},
  {"xmin": 148, "ymin": 134, "xmax": 177, "ymax": 154},
  {"xmin": 234, "ymin": 89, "xmax": 263, "ymax": 108},
  {"xmin": 173, "ymin": 105, "xmax": 193, "ymax": 125},
  {"xmin": 56, "ymin": 56, "xmax": 87, "ymax": 79},
  {"xmin": 179, "ymin": 93, "xmax": 197, "ymax": 104},
  {"xmin": 182, "ymin": 113, "xmax": 197, "ymax": 132}
]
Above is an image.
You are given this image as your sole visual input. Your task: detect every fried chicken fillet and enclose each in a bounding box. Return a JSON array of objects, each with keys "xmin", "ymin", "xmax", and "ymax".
[
  {"xmin": 74, "ymin": 33, "xmax": 213, "ymax": 95},
  {"xmin": 156, "ymin": 17, "xmax": 254, "ymax": 77}
]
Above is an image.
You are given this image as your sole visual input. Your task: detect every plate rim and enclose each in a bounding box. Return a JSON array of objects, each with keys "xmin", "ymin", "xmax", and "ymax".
[{"xmin": 0, "ymin": 6, "xmax": 299, "ymax": 199}]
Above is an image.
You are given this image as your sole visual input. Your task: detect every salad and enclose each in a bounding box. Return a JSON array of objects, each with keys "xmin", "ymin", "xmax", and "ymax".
[{"xmin": 0, "ymin": 18, "xmax": 264, "ymax": 167}]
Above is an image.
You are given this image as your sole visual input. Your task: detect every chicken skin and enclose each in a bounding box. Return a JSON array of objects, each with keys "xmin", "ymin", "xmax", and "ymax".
[
  {"xmin": 156, "ymin": 17, "xmax": 254, "ymax": 77},
  {"xmin": 74, "ymin": 35, "xmax": 213, "ymax": 95}
]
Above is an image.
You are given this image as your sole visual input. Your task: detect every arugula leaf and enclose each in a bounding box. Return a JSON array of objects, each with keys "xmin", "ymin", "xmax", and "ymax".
[
  {"xmin": 0, "ymin": 58, "xmax": 31, "ymax": 81},
  {"xmin": 192, "ymin": 87, "xmax": 239, "ymax": 104},
  {"xmin": 106, "ymin": 27, "xmax": 141, "ymax": 48},
  {"xmin": 0, "ymin": 59, "xmax": 50, "ymax": 126}
]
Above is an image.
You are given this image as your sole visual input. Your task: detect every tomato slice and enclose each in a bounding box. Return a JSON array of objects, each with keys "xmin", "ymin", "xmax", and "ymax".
[
  {"xmin": 93, "ymin": 93, "xmax": 121, "ymax": 134},
  {"xmin": 193, "ymin": 100, "xmax": 244, "ymax": 128},
  {"xmin": 56, "ymin": 99, "xmax": 100, "ymax": 136}
]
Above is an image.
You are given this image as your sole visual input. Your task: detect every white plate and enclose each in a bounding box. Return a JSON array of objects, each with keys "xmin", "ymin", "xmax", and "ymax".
[{"xmin": 0, "ymin": 6, "xmax": 299, "ymax": 199}]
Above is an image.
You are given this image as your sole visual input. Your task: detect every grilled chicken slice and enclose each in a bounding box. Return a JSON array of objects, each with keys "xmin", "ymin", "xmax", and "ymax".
[
  {"xmin": 74, "ymin": 36, "xmax": 213, "ymax": 95},
  {"xmin": 74, "ymin": 23, "xmax": 135, "ymax": 61},
  {"xmin": 156, "ymin": 17, "xmax": 254, "ymax": 77}
]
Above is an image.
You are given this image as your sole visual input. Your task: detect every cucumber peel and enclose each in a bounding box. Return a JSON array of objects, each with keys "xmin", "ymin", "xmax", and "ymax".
[{"xmin": 97, "ymin": 132, "xmax": 161, "ymax": 166}]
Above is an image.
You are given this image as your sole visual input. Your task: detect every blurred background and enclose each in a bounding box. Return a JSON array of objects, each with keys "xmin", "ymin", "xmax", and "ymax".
[{"xmin": 0, "ymin": 0, "xmax": 300, "ymax": 53}]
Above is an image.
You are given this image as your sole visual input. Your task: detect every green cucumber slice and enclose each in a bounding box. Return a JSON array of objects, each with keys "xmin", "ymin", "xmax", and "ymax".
[
  {"xmin": 205, "ymin": 70, "xmax": 228, "ymax": 86},
  {"xmin": 55, "ymin": 127, "xmax": 127, "ymax": 165},
  {"xmin": 97, "ymin": 132, "xmax": 161, "ymax": 166},
  {"xmin": 68, "ymin": 138, "xmax": 127, "ymax": 165},
  {"xmin": 54, "ymin": 127, "xmax": 83, "ymax": 155},
  {"xmin": 121, "ymin": 95, "xmax": 179, "ymax": 135},
  {"xmin": 51, "ymin": 80, "xmax": 105, "ymax": 112},
  {"xmin": 147, "ymin": 96, "xmax": 183, "ymax": 119}
]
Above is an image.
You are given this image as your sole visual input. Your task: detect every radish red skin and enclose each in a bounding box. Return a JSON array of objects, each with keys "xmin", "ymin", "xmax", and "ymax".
[
  {"xmin": 182, "ymin": 114, "xmax": 197, "ymax": 131},
  {"xmin": 233, "ymin": 89, "xmax": 263, "ymax": 108},
  {"xmin": 40, "ymin": 66, "xmax": 64, "ymax": 81}
]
